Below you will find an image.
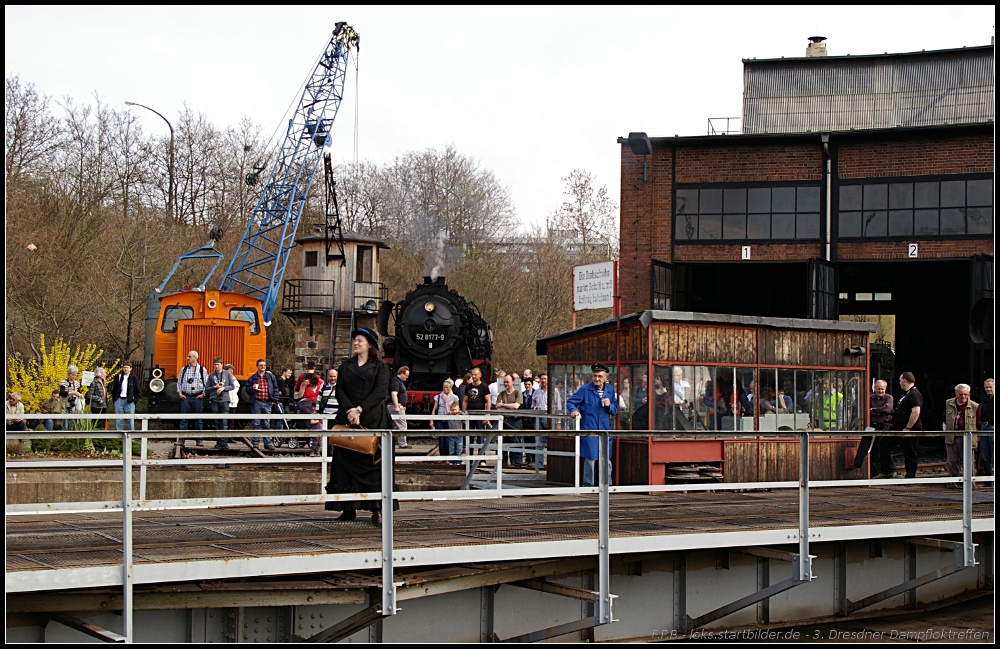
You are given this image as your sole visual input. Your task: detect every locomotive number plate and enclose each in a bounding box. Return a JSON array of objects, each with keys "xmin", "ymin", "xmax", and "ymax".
[{"xmin": 415, "ymin": 333, "xmax": 446, "ymax": 342}]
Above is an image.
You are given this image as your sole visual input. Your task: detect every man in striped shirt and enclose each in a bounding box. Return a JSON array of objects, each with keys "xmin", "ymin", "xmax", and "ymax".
[{"xmin": 178, "ymin": 350, "xmax": 207, "ymax": 446}]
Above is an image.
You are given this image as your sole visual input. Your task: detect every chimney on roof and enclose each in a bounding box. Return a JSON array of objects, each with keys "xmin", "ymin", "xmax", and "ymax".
[{"xmin": 806, "ymin": 36, "xmax": 828, "ymax": 57}]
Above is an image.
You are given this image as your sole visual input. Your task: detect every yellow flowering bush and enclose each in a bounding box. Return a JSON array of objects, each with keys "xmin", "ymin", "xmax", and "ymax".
[{"xmin": 6, "ymin": 335, "xmax": 121, "ymax": 414}]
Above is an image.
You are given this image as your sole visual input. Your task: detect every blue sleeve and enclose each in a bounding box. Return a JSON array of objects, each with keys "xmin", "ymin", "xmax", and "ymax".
[
  {"xmin": 607, "ymin": 385, "xmax": 619, "ymax": 416},
  {"xmin": 566, "ymin": 387, "xmax": 583, "ymax": 413}
]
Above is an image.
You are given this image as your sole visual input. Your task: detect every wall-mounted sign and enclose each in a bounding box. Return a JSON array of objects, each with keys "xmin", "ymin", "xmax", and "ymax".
[
  {"xmin": 742, "ymin": 246, "xmax": 751, "ymax": 260},
  {"xmin": 573, "ymin": 261, "xmax": 616, "ymax": 311},
  {"xmin": 908, "ymin": 243, "xmax": 918, "ymax": 258}
]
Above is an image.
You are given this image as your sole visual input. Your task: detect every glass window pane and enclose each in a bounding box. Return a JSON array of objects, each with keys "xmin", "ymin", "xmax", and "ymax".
[
  {"xmin": 967, "ymin": 180, "xmax": 993, "ymax": 206},
  {"xmin": 723, "ymin": 214, "xmax": 747, "ymax": 239},
  {"xmin": 862, "ymin": 210, "xmax": 888, "ymax": 237},
  {"xmin": 691, "ymin": 366, "xmax": 714, "ymax": 431},
  {"xmin": 779, "ymin": 370, "xmax": 805, "ymax": 421},
  {"xmin": 675, "ymin": 189, "xmax": 698, "ymax": 215},
  {"xmin": 888, "ymin": 183, "xmax": 913, "ymax": 209},
  {"xmin": 772, "ymin": 213, "xmax": 795, "ymax": 239},
  {"xmin": 914, "ymin": 182, "xmax": 939, "ymax": 208},
  {"xmin": 550, "ymin": 368, "xmax": 567, "ymax": 414},
  {"xmin": 723, "ymin": 188, "xmax": 746, "ymax": 213},
  {"xmin": 863, "ymin": 184, "xmax": 888, "ymax": 210},
  {"xmin": 670, "ymin": 366, "xmax": 696, "ymax": 432},
  {"xmin": 677, "ymin": 214, "xmax": 698, "ymax": 240},
  {"xmin": 653, "ymin": 367, "xmax": 672, "ymax": 430},
  {"xmin": 966, "ymin": 207, "xmax": 993, "ymax": 235},
  {"xmin": 840, "ymin": 185, "xmax": 862, "ymax": 211},
  {"xmin": 839, "ymin": 212, "xmax": 861, "ymax": 238},
  {"xmin": 747, "ymin": 214, "xmax": 770, "ymax": 239},
  {"xmin": 700, "ymin": 189, "xmax": 722, "ymax": 214},
  {"xmin": 797, "ymin": 186, "xmax": 821, "ymax": 212},
  {"xmin": 796, "ymin": 213, "xmax": 820, "ymax": 239},
  {"xmin": 888, "ymin": 210, "xmax": 913, "ymax": 236},
  {"xmin": 627, "ymin": 366, "xmax": 650, "ymax": 430},
  {"xmin": 699, "ymin": 214, "xmax": 722, "ymax": 239},
  {"xmin": 914, "ymin": 209, "xmax": 939, "ymax": 235},
  {"xmin": 748, "ymin": 187, "xmax": 770, "ymax": 213},
  {"xmin": 230, "ymin": 308, "xmax": 261, "ymax": 335},
  {"xmin": 940, "ymin": 180, "xmax": 965, "ymax": 208},
  {"xmin": 772, "ymin": 187, "xmax": 796, "ymax": 212},
  {"xmin": 940, "ymin": 208, "xmax": 966, "ymax": 234},
  {"xmin": 161, "ymin": 306, "xmax": 194, "ymax": 333}
]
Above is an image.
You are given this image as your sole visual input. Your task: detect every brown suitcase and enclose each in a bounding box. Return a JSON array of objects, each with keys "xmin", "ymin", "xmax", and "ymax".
[{"xmin": 328, "ymin": 424, "xmax": 380, "ymax": 456}]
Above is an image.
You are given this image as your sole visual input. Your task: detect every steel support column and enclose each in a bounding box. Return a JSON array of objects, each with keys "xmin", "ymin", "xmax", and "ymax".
[
  {"xmin": 122, "ymin": 431, "xmax": 133, "ymax": 643},
  {"xmin": 480, "ymin": 586, "xmax": 495, "ymax": 643},
  {"xmin": 963, "ymin": 431, "xmax": 976, "ymax": 567},
  {"xmin": 598, "ymin": 431, "xmax": 611, "ymax": 625},
  {"xmin": 381, "ymin": 431, "xmax": 396, "ymax": 618},
  {"xmin": 834, "ymin": 542, "xmax": 847, "ymax": 617},
  {"xmin": 756, "ymin": 557, "xmax": 770, "ymax": 624},
  {"xmin": 672, "ymin": 554, "xmax": 687, "ymax": 634},
  {"xmin": 798, "ymin": 431, "xmax": 812, "ymax": 582}
]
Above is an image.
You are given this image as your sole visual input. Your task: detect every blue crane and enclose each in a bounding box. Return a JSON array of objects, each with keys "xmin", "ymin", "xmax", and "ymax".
[{"xmin": 219, "ymin": 22, "xmax": 360, "ymax": 324}]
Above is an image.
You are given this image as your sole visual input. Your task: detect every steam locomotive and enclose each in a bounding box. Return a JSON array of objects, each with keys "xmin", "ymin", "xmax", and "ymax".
[{"xmin": 378, "ymin": 276, "xmax": 493, "ymax": 416}]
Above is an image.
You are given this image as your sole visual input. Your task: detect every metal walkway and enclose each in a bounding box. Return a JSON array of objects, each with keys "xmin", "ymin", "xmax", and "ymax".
[{"xmin": 7, "ymin": 486, "xmax": 993, "ymax": 594}]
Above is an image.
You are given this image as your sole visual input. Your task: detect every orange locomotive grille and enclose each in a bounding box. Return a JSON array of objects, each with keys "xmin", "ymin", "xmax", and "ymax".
[{"xmin": 181, "ymin": 324, "xmax": 245, "ymax": 373}]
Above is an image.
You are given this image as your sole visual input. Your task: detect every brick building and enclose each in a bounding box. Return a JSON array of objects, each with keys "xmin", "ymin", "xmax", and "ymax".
[{"xmin": 617, "ymin": 42, "xmax": 993, "ymax": 422}]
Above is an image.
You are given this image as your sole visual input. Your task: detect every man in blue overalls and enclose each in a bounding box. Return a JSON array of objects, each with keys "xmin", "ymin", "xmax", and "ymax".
[{"xmin": 567, "ymin": 363, "xmax": 619, "ymax": 487}]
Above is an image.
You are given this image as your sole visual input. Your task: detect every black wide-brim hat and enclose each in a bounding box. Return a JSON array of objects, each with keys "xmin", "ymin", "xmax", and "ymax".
[{"xmin": 351, "ymin": 328, "xmax": 380, "ymax": 352}]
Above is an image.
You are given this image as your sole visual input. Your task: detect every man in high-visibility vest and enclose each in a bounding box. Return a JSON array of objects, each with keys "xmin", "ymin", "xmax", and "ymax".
[{"xmin": 819, "ymin": 377, "xmax": 844, "ymax": 430}]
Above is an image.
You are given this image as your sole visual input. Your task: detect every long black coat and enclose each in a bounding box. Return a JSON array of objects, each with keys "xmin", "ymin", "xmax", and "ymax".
[
  {"xmin": 333, "ymin": 355, "xmax": 391, "ymax": 430},
  {"xmin": 325, "ymin": 354, "xmax": 394, "ymax": 513}
]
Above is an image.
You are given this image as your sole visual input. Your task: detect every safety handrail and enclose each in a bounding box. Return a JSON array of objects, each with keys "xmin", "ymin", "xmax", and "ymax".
[{"xmin": 5, "ymin": 412, "xmax": 988, "ymax": 643}]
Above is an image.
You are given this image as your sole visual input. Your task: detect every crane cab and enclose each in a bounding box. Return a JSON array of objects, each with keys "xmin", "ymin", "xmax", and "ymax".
[{"xmin": 144, "ymin": 289, "xmax": 266, "ymax": 411}]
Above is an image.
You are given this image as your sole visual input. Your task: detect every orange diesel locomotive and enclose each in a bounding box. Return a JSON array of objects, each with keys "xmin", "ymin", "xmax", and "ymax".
[{"xmin": 144, "ymin": 287, "xmax": 265, "ymax": 411}]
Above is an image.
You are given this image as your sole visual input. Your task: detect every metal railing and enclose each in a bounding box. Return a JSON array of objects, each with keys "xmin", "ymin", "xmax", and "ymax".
[
  {"xmin": 707, "ymin": 116, "xmax": 741, "ymax": 135},
  {"xmin": 5, "ymin": 412, "xmax": 990, "ymax": 642},
  {"xmin": 353, "ymin": 281, "xmax": 387, "ymax": 312},
  {"xmin": 282, "ymin": 278, "xmax": 336, "ymax": 313}
]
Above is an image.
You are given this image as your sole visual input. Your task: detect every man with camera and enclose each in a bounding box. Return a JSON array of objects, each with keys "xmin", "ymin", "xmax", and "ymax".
[
  {"xmin": 178, "ymin": 350, "xmax": 207, "ymax": 447},
  {"xmin": 206, "ymin": 356, "xmax": 235, "ymax": 450}
]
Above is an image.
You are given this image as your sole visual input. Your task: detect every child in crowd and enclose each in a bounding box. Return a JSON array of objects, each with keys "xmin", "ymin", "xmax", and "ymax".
[{"xmin": 446, "ymin": 401, "xmax": 465, "ymax": 464}]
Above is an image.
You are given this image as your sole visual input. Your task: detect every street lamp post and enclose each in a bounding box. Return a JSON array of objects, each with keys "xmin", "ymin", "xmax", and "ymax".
[{"xmin": 125, "ymin": 101, "xmax": 174, "ymax": 221}]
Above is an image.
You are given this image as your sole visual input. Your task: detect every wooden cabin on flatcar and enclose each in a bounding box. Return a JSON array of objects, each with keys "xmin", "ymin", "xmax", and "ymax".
[{"xmin": 536, "ymin": 310, "xmax": 878, "ymax": 485}]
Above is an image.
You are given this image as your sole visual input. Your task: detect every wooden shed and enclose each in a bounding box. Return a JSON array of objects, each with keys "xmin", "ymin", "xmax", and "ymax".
[
  {"xmin": 281, "ymin": 230, "xmax": 390, "ymax": 369},
  {"xmin": 536, "ymin": 310, "xmax": 879, "ymax": 485}
]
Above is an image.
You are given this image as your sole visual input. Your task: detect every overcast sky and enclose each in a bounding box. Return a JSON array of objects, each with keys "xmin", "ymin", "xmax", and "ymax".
[{"xmin": 6, "ymin": 6, "xmax": 994, "ymax": 230}]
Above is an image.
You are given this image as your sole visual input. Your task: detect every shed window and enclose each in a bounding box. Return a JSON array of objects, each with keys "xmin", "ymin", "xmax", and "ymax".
[
  {"xmin": 675, "ymin": 183, "xmax": 822, "ymax": 242},
  {"xmin": 839, "ymin": 175, "xmax": 992, "ymax": 238},
  {"xmin": 356, "ymin": 245, "xmax": 374, "ymax": 282},
  {"xmin": 305, "ymin": 251, "xmax": 318, "ymax": 267}
]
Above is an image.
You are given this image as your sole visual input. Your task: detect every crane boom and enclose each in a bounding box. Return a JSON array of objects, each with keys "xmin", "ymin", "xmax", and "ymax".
[{"xmin": 220, "ymin": 23, "xmax": 359, "ymax": 323}]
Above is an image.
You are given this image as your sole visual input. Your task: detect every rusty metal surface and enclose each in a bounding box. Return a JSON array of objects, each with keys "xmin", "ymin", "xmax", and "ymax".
[{"xmin": 6, "ymin": 486, "xmax": 993, "ymax": 574}]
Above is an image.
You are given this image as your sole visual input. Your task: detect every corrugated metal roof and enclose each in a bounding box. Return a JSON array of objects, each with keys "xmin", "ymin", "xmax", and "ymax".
[
  {"xmin": 295, "ymin": 228, "xmax": 390, "ymax": 249},
  {"xmin": 742, "ymin": 46, "xmax": 994, "ymax": 134}
]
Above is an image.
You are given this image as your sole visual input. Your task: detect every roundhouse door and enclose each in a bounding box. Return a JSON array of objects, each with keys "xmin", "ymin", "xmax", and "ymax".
[{"xmin": 807, "ymin": 258, "xmax": 838, "ymax": 320}]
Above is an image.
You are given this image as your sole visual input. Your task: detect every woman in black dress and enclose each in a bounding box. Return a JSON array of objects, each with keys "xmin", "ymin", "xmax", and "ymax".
[{"xmin": 325, "ymin": 328, "xmax": 396, "ymax": 524}]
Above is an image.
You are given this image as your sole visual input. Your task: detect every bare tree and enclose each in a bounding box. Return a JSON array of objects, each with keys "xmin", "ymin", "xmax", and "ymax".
[
  {"xmin": 5, "ymin": 76, "xmax": 60, "ymax": 184},
  {"xmin": 549, "ymin": 169, "xmax": 618, "ymax": 258}
]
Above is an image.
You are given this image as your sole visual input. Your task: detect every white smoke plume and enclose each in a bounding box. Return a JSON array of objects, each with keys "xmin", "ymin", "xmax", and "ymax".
[{"xmin": 429, "ymin": 229, "xmax": 447, "ymax": 280}]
